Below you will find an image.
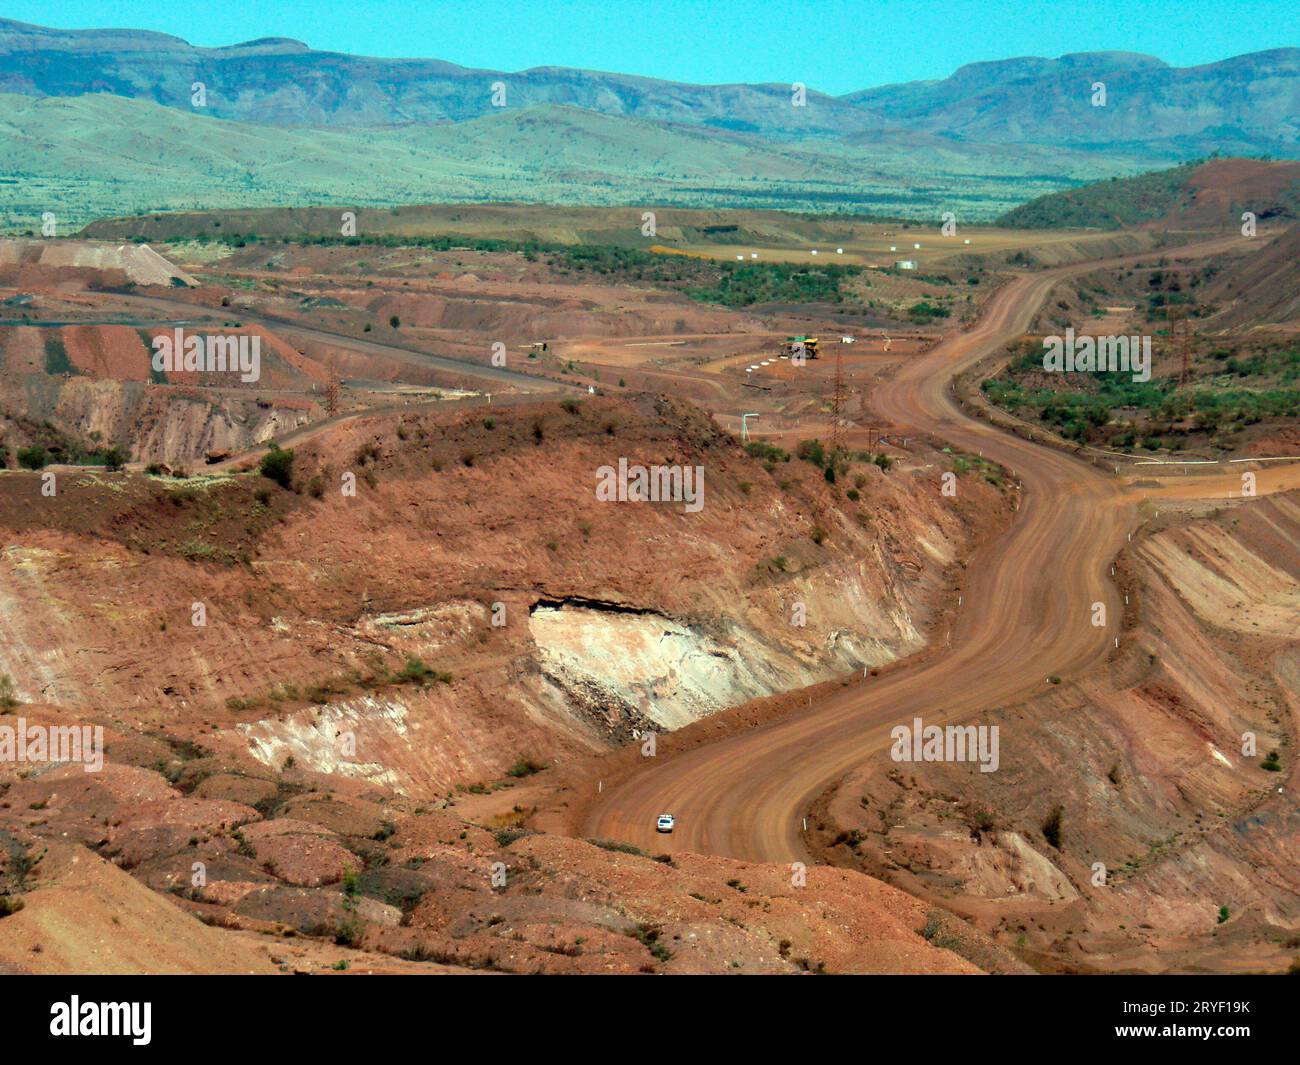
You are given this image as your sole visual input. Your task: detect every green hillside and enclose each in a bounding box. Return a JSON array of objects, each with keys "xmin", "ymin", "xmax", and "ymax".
[
  {"xmin": 996, "ymin": 164, "xmax": 1200, "ymax": 229},
  {"xmin": 0, "ymin": 92, "xmax": 1137, "ymax": 230}
]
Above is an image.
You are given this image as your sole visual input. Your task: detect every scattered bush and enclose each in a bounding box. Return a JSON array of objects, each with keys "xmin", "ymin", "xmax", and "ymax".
[
  {"xmin": 398, "ymin": 657, "xmax": 452, "ymax": 686},
  {"xmin": 590, "ymin": 839, "xmax": 645, "ymax": 856},
  {"xmin": 744, "ymin": 440, "xmax": 789, "ymax": 463},
  {"xmin": 259, "ymin": 446, "xmax": 295, "ymax": 489},
  {"xmin": 494, "ymin": 828, "xmax": 528, "ymax": 847},
  {"xmin": 101, "ymin": 445, "xmax": 128, "ymax": 472},
  {"xmin": 796, "ymin": 438, "xmax": 827, "ymax": 468},
  {"xmin": 333, "ymin": 916, "xmax": 362, "ymax": 947},
  {"xmin": 16, "ymin": 446, "xmax": 47, "ymax": 470}
]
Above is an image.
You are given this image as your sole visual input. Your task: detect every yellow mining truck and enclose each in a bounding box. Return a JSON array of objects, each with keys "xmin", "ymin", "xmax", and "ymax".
[{"xmin": 782, "ymin": 335, "xmax": 819, "ymax": 359}]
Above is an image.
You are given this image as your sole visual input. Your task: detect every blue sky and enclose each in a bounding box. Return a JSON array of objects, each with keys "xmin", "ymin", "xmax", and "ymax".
[{"xmin": 8, "ymin": 0, "xmax": 1297, "ymax": 95}]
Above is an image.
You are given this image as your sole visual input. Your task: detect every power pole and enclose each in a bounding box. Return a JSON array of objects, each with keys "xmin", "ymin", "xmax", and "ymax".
[
  {"xmin": 831, "ymin": 342, "xmax": 845, "ymax": 456},
  {"xmin": 1171, "ymin": 314, "xmax": 1193, "ymax": 390}
]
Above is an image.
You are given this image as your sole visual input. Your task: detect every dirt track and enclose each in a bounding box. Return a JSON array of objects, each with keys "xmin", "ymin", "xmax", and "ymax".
[
  {"xmin": 110, "ymin": 292, "xmax": 572, "ymax": 393},
  {"xmin": 579, "ymin": 238, "xmax": 1290, "ymax": 861}
]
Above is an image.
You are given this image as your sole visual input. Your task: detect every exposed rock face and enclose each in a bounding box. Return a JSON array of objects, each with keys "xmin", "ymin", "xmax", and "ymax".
[
  {"xmin": 43, "ymin": 376, "xmax": 318, "ymax": 465},
  {"xmin": 0, "ymin": 396, "xmax": 1003, "ymax": 797},
  {"xmin": 528, "ymin": 598, "xmax": 891, "ymax": 734},
  {"xmin": 0, "ymin": 241, "xmax": 330, "ymax": 466}
]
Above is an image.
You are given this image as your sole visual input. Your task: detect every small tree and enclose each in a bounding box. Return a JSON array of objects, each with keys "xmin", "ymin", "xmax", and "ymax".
[
  {"xmin": 17, "ymin": 446, "xmax": 47, "ymax": 470},
  {"xmin": 259, "ymin": 446, "xmax": 295, "ymax": 489}
]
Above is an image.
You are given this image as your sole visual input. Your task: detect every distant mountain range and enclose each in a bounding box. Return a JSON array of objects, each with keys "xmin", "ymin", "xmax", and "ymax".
[
  {"xmin": 3, "ymin": 19, "xmax": 1295, "ymax": 154},
  {"xmin": 0, "ymin": 18, "xmax": 1296, "ymax": 227},
  {"xmin": 848, "ymin": 49, "xmax": 1300, "ymax": 158},
  {"xmin": 0, "ymin": 19, "xmax": 871, "ymax": 138}
]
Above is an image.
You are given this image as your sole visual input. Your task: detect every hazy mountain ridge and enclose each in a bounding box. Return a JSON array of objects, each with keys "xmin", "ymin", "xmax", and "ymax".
[
  {"xmin": 1, "ymin": 18, "xmax": 1296, "ymax": 158},
  {"xmin": 0, "ymin": 18, "xmax": 874, "ymax": 137},
  {"xmin": 847, "ymin": 48, "xmax": 1300, "ymax": 156}
]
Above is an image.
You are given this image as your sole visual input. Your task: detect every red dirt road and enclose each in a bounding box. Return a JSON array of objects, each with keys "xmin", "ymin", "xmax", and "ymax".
[{"xmin": 579, "ymin": 244, "xmax": 1284, "ymax": 862}]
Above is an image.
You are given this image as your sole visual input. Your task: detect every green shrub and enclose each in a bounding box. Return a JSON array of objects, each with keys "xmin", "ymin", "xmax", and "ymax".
[
  {"xmin": 101, "ymin": 445, "xmax": 128, "ymax": 471},
  {"xmin": 398, "ymin": 657, "xmax": 451, "ymax": 686},
  {"xmin": 507, "ymin": 758, "xmax": 546, "ymax": 778},
  {"xmin": 259, "ymin": 446, "xmax": 295, "ymax": 489},
  {"xmin": 744, "ymin": 440, "xmax": 790, "ymax": 463},
  {"xmin": 334, "ymin": 915, "xmax": 362, "ymax": 947},
  {"xmin": 17, "ymin": 446, "xmax": 47, "ymax": 470},
  {"xmin": 796, "ymin": 439, "xmax": 827, "ymax": 468}
]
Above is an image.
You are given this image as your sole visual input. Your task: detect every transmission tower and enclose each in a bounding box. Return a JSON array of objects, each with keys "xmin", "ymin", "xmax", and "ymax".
[
  {"xmin": 325, "ymin": 371, "xmax": 340, "ymax": 415},
  {"xmin": 830, "ymin": 342, "xmax": 846, "ymax": 456}
]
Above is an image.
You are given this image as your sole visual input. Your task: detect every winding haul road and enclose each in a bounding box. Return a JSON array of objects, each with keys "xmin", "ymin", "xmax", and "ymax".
[{"xmin": 580, "ymin": 243, "xmax": 1260, "ymax": 863}]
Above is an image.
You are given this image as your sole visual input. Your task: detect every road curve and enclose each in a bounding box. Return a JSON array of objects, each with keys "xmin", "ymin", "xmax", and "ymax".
[{"xmin": 580, "ymin": 265, "xmax": 1171, "ymax": 861}]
